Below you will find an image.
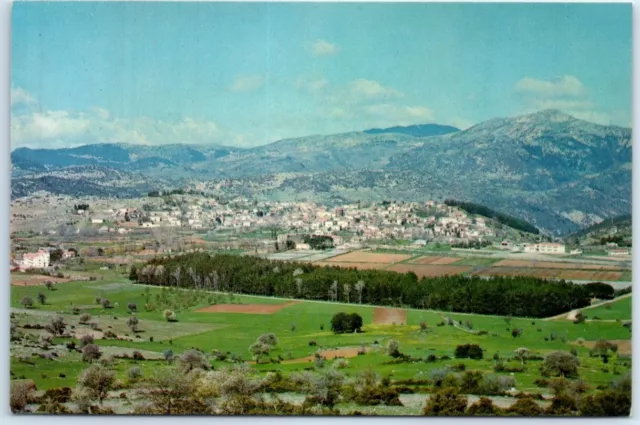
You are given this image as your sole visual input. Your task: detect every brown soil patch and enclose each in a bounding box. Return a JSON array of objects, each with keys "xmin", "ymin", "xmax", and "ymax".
[
  {"xmin": 474, "ymin": 267, "xmax": 622, "ymax": 281},
  {"xmin": 373, "ymin": 306, "xmax": 407, "ymax": 325},
  {"xmin": 573, "ymin": 339, "xmax": 631, "ymax": 356},
  {"xmin": 326, "ymin": 251, "xmax": 411, "ymax": 264},
  {"xmin": 283, "ymin": 347, "xmax": 373, "ymax": 364},
  {"xmin": 495, "ymin": 260, "xmax": 623, "ymax": 271},
  {"xmin": 314, "ymin": 261, "xmax": 385, "ymax": 270},
  {"xmin": 196, "ymin": 301, "xmax": 300, "ymax": 315},
  {"xmin": 411, "ymin": 256, "xmax": 460, "ymax": 265},
  {"xmin": 184, "ymin": 236, "xmax": 207, "ymax": 245},
  {"xmin": 11, "ymin": 274, "xmax": 70, "ymax": 287},
  {"xmin": 386, "ymin": 264, "xmax": 471, "ymax": 278}
]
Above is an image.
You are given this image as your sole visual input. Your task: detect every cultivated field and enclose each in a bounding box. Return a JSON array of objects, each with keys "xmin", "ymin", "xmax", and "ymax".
[
  {"xmin": 325, "ymin": 252, "xmax": 412, "ymax": 264},
  {"xmin": 386, "ymin": 264, "xmax": 472, "ymax": 278},
  {"xmin": 409, "ymin": 256, "xmax": 461, "ymax": 265},
  {"xmin": 474, "ymin": 267, "xmax": 622, "ymax": 281},
  {"xmin": 314, "ymin": 261, "xmax": 386, "ymax": 270},
  {"xmin": 494, "ymin": 260, "xmax": 623, "ymax": 271}
]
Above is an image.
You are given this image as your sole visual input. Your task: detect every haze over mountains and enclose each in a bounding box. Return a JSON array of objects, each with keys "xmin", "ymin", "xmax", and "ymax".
[{"xmin": 11, "ymin": 110, "xmax": 631, "ymax": 235}]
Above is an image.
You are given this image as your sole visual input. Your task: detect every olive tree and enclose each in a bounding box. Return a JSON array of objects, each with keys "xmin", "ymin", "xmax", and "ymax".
[
  {"xmin": 541, "ymin": 351, "xmax": 580, "ymax": 378},
  {"xmin": 77, "ymin": 365, "xmax": 115, "ymax": 405}
]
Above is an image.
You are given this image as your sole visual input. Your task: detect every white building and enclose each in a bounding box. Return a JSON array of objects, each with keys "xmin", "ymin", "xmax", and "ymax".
[
  {"xmin": 20, "ymin": 250, "xmax": 50, "ymax": 269},
  {"xmin": 524, "ymin": 243, "xmax": 566, "ymax": 254}
]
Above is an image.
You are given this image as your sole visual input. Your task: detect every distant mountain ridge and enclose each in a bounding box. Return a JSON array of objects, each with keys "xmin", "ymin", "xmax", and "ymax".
[
  {"xmin": 10, "ymin": 110, "xmax": 632, "ymax": 235},
  {"xmin": 363, "ymin": 123, "xmax": 460, "ymax": 137}
]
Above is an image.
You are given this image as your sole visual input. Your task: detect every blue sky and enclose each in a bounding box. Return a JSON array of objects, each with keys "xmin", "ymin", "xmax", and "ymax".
[{"xmin": 11, "ymin": 2, "xmax": 632, "ymax": 149}]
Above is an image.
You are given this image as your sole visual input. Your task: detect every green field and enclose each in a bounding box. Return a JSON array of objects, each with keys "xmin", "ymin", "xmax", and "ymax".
[
  {"xmin": 11, "ymin": 276, "xmax": 632, "ymax": 403},
  {"xmin": 583, "ymin": 296, "xmax": 632, "ymax": 321}
]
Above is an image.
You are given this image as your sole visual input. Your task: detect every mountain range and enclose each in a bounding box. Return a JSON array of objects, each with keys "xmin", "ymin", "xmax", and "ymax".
[{"xmin": 10, "ymin": 110, "xmax": 632, "ymax": 235}]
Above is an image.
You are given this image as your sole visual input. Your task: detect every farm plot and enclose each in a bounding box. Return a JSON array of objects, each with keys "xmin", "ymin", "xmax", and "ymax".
[
  {"xmin": 386, "ymin": 264, "xmax": 471, "ymax": 278},
  {"xmin": 373, "ymin": 307, "xmax": 407, "ymax": 325},
  {"xmin": 494, "ymin": 259, "xmax": 623, "ymax": 271},
  {"xmin": 325, "ymin": 251, "xmax": 412, "ymax": 264},
  {"xmin": 314, "ymin": 261, "xmax": 385, "ymax": 270},
  {"xmin": 196, "ymin": 301, "xmax": 300, "ymax": 315},
  {"xmin": 475, "ymin": 267, "xmax": 623, "ymax": 281},
  {"xmin": 409, "ymin": 256, "xmax": 460, "ymax": 265},
  {"xmin": 11, "ymin": 274, "xmax": 69, "ymax": 286}
]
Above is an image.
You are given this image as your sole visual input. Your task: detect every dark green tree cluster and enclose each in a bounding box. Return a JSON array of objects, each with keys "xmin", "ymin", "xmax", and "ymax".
[
  {"xmin": 330, "ymin": 312, "xmax": 363, "ymax": 334},
  {"xmin": 583, "ymin": 282, "xmax": 615, "ymax": 300},
  {"xmin": 138, "ymin": 253, "xmax": 593, "ymax": 317},
  {"xmin": 443, "ymin": 199, "xmax": 539, "ymax": 234},
  {"xmin": 303, "ymin": 235, "xmax": 334, "ymax": 250},
  {"xmin": 454, "ymin": 344, "xmax": 483, "ymax": 360}
]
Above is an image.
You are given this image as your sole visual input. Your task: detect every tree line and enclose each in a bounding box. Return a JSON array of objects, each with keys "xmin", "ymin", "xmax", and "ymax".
[
  {"xmin": 133, "ymin": 253, "xmax": 595, "ymax": 317},
  {"xmin": 443, "ymin": 199, "xmax": 540, "ymax": 235}
]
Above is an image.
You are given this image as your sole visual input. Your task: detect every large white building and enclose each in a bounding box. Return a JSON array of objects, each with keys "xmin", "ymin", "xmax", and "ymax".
[
  {"xmin": 524, "ymin": 243, "xmax": 566, "ymax": 254},
  {"xmin": 20, "ymin": 249, "xmax": 50, "ymax": 269}
]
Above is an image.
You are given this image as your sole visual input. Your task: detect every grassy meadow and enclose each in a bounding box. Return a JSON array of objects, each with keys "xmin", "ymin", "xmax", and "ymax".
[{"xmin": 10, "ymin": 273, "xmax": 632, "ymax": 410}]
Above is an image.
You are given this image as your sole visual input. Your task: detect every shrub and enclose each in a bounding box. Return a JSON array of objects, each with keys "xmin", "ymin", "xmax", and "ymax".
[
  {"xmin": 163, "ymin": 309, "xmax": 177, "ymax": 322},
  {"xmin": 511, "ymin": 328, "xmax": 522, "ymax": 338},
  {"xmin": 20, "ymin": 296, "xmax": 34, "ymax": 308},
  {"xmin": 480, "ymin": 374, "xmax": 515, "ymax": 396},
  {"xmin": 330, "ymin": 312, "xmax": 363, "ymax": 334},
  {"xmin": 179, "ymin": 349, "xmax": 209, "ymax": 372},
  {"xmin": 308, "ymin": 341, "xmax": 317, "ymax": 347},
  {"xmin": 333, "ymin": 358, "xmax": 349, "ymax": 369},
  {"xmin": 466, "ymin": 397, "xmax": 503, "ymax": 416},
  {"xmin": 72, "ymin": 306, "xmax": 81, "ymax": 315},
  {"xmin": 425, "ymin": 354, "xmax": 438, "ymax": 363},
  {"xmin": 455, "ymin": 344, "xmax": 483, "ymax": 360},
  {"xmin": 534, "ymin": 378, "xmax": 549, "ymax": 388},
  {"xmin": 48, "ymin": 315, "xmax": 67, "ymax": 335},
  {"xmin": 419, "ymin": 321, "xmax": 427, "ymax": 331},
  {"xmin": 386, "ymin": 339, "xmax": 400, "ymax": 357},
  {"xmin": 82, "ymin": 344, "xmax": 102, "ymax": 363},
  {"xmin": 506, "ymin": 397, "xmax": 544, "ymax": 416},
  {"xmin": 132, "ymin": 350, "xmax": 145, "ymax": 361},
  {"xmin": 126, "ymin": 316, "xmax": 139, "ymax": 332},
  {"xmin": 37, "ymin": 292, "xmax": 47, "ymax": 305},
  {"xmin": 10, "ymin": 381, "xmax": 34, "ymax": 413},
  {"xmin": 100, "ymin": 298, "xmax": 112, "ymax": 309},
  {"xmin": 541, "ymin": 351, "xmax": 580, "ymax": 378},
  {"xmin": 79, "ymin": 334, "xmax": 95, "ymax": 347},
  {"xmin": 128, "ymin": 367, "xmax": 142, "ymax": 381},
  {"xmin": 127, "ymin": 302, "xmax": 137, "ymax": 312},
  {"xmin": 423, "ymin": 388, "xmax": 467, "ymax": 416},
  {"xmin": 79, "ymin": 313, "xmax": 91, "ymax": 324},
  {"xmin": 77, "ymin": 365, "xmax": 115, "ymax": 404}
]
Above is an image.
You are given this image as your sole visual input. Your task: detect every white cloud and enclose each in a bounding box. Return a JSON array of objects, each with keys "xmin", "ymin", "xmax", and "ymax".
[
  {"xmin": 311, "ymin": 39, "xmax": 339, "ymax": 56},
  {"xmin": 228, "ymin": 75, "xmax": 264, "ymax": 93},
  {"xmin": 514, "ymin": 75, "xmax": 619, "ymax": 125},
  {"xmin": 11, "ymin": 87, "xmax": 37, "ymax": 106},
  {"xmin": 348, "ymin": 79, "xmax": 404, "ymax": 99},
  {"xmin": 11, "ymin": 107, "xmax": 228, "ymax": 149},
  {"xmin": 515, "ymin": 76, "xmax": 585, "ymax": 98},
  {"xmin": 295, "ymin": 77, "xmax": 328, "ymax": 93}
]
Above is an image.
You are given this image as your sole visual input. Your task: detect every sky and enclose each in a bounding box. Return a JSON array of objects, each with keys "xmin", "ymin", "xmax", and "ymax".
[{"xmin": 10, "ymin": 2, "xmax": 632, "ymax": 149}]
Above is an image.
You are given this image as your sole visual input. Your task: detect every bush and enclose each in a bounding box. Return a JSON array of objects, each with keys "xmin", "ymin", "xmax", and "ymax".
[
  {"xmin": 534, "ymin": 378, "xmax": 549, "ymax": 388},
  {"xmin": 308, "ymin": 341, "xmax": 317, "ymax": 347},
  {"xmin": 82, "ymin": 344, "xmax": 102, "ymax": 363},
  {"xmin": 79, "ymin": 313, "xmax": 91, "ymax": 324},
  {"xmin": 20, "ymin": 296, "xmax": 34, "ymax": 308},
  {"xmin": 100, "ymin": 298, "xmax": 112, "ymax": 309},
  {"xmin": 179, "ymin": 349, "xmax": 210, "ymax": 372},
  {"xmin": 330, "ymin": 312, "xmax": 363, "ymax": 334},
  {"xmin": 132, "ymin": 351, "xmax": 145, "ymax": 361},
  {"xmin": 541, "ymin": 351, "xmax": 580, "ymax": 378},
  {"xmin": 163, "ymin": 309, "xmax": 177, "ymax": 322},
  {"xmin": 127, "ymin": 302, "xmax": 137, "ymax": 312},
  {"xmin": 10, "ymin": 381, "xmax": 34, "ymax": 413},
  {"xmin": 79, "ymin": 334, "xmax": 95, "ymax": 347},
  {"xmin": 480, "ymin": 375, "xmax": 515, "ymax": 396},
  {"xmin": 466, "ymin": 397, "xmax": 503, "ymax": 416},
  {"xmin": 425, "ymin": 354, "xmax": 438, "ymax": 363},
  {"xmin": 386, "ymin": 339, "xmax": 400, "ymax": 357},
  {"xmin": 455, "ymin": 344, "xmax": 483, "ymax": 360},
  {"xmin": 422, "ymin": 388, "xmax": 467, "ymax": 416},
  {"xmin": 128, "ymin": 367, "xmax": 142, "ymax": 381},
  {"xmin": 506, "ymin": 397, "xmax": 544, "ymax": 416}
]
